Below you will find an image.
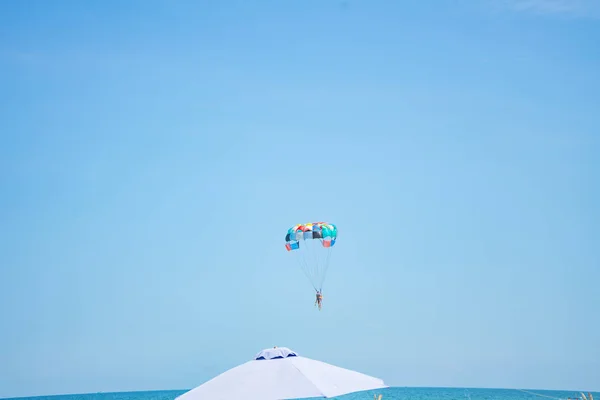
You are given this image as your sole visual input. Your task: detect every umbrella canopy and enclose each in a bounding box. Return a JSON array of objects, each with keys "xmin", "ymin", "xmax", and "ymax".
[{"xmin": 176, "ymin": 346, "xmax": 388, "ymax": 400}]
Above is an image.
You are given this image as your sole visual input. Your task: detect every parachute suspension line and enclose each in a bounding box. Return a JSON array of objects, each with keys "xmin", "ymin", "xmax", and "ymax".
[
  {"xmin": 292, "ymin": 237, "xmax": 332, "ymax": 292},
  {"xmin": 303, "ymin": 239, "xmax": 313, "ymax": 285},
  {"xmin": 318, "ymin": 245, "xmax": 333, "ymax": 291},
  {"xmin": 312, "ymin": 238, "xmax": 322, "ymax": 290},
  {"xmin": 294, "ymin": 245, "xmax": 317, "ymax": 292},
  {"xmin": 294, "ymin": 241, "xmax": 317, "ymax": 291},
  {"xmin": 312, "ymin": 238, "xmax": 330, "ymax": 292},
  {"xmin": 308, "ymin": 238, "xmax": 322, "ymax": 291},
  {"xmin": 319, "ymin": 239, "xmax": 324, "ymax": 290}
]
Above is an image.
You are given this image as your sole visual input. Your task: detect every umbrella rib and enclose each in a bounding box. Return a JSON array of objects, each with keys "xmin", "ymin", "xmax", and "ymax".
[{"xmin": 288, "ymin": 360, "xmax": 328, "ymax": 399}]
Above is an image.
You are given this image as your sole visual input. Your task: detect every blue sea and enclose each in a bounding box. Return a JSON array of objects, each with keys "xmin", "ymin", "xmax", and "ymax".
[{"xmin": 2, "ymin": 387, "xmax": 598, "ymax": 400}]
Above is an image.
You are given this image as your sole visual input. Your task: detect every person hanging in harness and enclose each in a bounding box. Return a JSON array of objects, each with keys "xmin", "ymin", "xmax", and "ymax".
[{"xmin": 315, "ymin": 290, "xmax": 323, "ymax": 311}]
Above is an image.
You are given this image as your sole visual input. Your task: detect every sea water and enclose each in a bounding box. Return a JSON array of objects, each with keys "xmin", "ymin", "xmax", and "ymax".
[{"xmin": 2, "ymin": 387, "xmax": 598, "ymax": 400}]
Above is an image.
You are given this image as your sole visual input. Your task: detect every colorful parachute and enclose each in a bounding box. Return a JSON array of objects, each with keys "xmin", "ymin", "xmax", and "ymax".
[{"xmin": 285, "ymin": 222, "xmax": 337, "ymax": 292}]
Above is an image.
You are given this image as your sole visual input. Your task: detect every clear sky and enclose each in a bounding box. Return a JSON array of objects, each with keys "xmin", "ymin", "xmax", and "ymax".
[{"xmin": 1, "ymin": 0, "xmax": 599, "ymax": 398}]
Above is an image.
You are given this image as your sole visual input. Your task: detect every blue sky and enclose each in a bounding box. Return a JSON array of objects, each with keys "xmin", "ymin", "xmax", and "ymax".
[{"xmin": 1, "ymin": 0, "xmax": 599, "ymax": 398}]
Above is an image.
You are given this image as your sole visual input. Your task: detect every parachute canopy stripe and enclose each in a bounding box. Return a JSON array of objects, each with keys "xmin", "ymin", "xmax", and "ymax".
[{"xmin": 285, "ymin": 222, "xmax": 337, "ymax": 251}]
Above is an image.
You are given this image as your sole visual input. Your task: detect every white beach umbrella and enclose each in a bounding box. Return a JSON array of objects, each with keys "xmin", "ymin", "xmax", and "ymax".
[{"xmin": 176, "ymin": 346, "xmax": 388, "ymax": 400}]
